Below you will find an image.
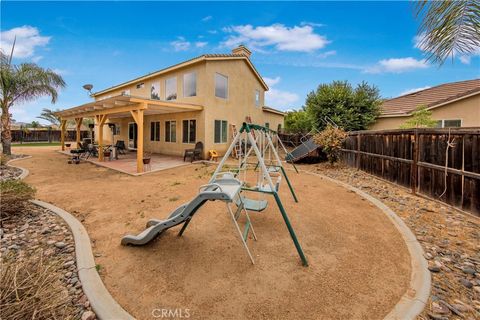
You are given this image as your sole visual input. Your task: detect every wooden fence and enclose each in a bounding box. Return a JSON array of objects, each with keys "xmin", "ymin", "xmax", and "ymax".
[
  {"xmin": 11, "ymin": 130, "xmax": 90, "ymax": 143},
  {"xmin": 341, "ymin": 128, "xmax": 480, "ymax": 216}
]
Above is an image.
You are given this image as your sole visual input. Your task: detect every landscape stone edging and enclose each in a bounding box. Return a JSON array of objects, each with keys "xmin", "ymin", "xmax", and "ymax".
[
  {"xmin": 30, "ymin": 200, "xmax": 135, "ymax": 320},
  {"xmin": 301, "ymin": 170, "xmax": 431, "ymax": 320},
  {"xmin": 11, "ymin": 155, "xmax": 134, "ymax": 320},
  {"xmin": 6, "ymin": 155, "xmax": 32, "ymax": 180}
]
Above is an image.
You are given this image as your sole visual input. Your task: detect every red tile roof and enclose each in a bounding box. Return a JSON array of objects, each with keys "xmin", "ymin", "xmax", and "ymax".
[{"xmin": 380, "ymin": 79, "xmax": 480, "ymax": 116}]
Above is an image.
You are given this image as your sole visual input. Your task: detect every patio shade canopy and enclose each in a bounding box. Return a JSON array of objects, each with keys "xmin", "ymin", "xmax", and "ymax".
[
  {"xmin": 55, "ymin": 95, "xmax": 203, "ymax": 173},
  {"xmin": 55, "ymin": 94, "xmax": 203, "ymax": 120}
]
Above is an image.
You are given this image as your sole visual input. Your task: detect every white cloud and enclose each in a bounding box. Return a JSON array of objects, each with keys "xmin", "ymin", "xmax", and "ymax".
[
  {"xmin": 317, "ymin": 50, "xmax": 336, "ymax": 59},
  {"xmin": 222, "ymin": 24, "xmax": 329, "ymax": 52},
  {"xmin": 0, "ymin": 25, "xmax": 50, "ymax": 59},
  {"xmin": 202, "ymin": 15, "xmax": 212, "ymax": 22},
  {"xmin": 300, "ymin": 21, "xmax": 325, "ymax": 28},
  {"xmin": 170, "ymin": 37, "xmax": 190, "ymax": 51},
  {"xmin": 263, "ymin": 76, "xmax": 299, "ymax": 110},
  {"xmin": 459, "ymin": 56, "xmax": 471, "ymax": 64},
  {"xmin": 413, "ymin": 33, "xmax": 479, "ymax": 65},
  {"xmin": 51, "ymin": 68, "xmax": 68, "ymax": 75},
  {"xmin": 208, "ymin": 30, "xmax": 218, "ymax": 34},
  {"xmin": 364, "ymin": 57, "xmax": 429, "ymax": 74},
  {"xmin": 400, "ymin": 86, "xmax": 431, "ymax": 96},
  {"xmin": 195, "ymin": 41, "xmax": 208, "ymax": 48},
  {"xmin": 31, "ymin": 55, "xmax": 43, "ymax": 63}
]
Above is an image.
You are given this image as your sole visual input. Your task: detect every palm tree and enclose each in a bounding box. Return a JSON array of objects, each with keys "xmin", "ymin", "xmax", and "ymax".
[
  {"xmin": 0, "ymin": 45, "xmax": 65, "ymax": 155},
  {"xmin": 37, "ymin": 107, "xmax": 62, "ymax": 126},
  {"xmin": 415, "ymin": 0, "xmax": 480, "ymax": 64}
]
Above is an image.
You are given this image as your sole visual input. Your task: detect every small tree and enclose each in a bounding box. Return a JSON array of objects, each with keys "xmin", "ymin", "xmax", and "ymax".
[
  {"xmin": 0, "ymin": 46, "xmax": 65, "ymax": 155},
  {"xmin": 284, "ymin": 109, "xmax": 313, "ymax": 134},
  {"xmin": 305, "ymin": 81, "xmax": 381, "ymax": 131},
  {"xmin": 313, "ymin": 124, "xmax": 348, "ymax": 165},
  {"xmin": 30, "ymin": 121, "xmax": 40, "ymax": 130},
  {"xmin": 400, "ymin": 105, "xmax": 438, "ymax": 128}
]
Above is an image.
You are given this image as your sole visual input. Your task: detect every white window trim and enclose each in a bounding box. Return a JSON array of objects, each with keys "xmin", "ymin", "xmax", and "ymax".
[
  {"xmin": 183, "ymin": 72, "xmax": 197, "ymax": 98},
  {"xmin": 164, "ymin": 120, "xmax": 177, "ymax": 143},
  {"xmin": 214, "ymin": 73, "xmax": 228, "ymax": 100},
  {"xmin": 182, "ymin": 118, "xmax": 197, "ymax": 144},
  {"xmin": 165, "ymin": 76, "xmax": 177, "ymax": 101},
  {"xmin": 436, "ymin": 118, "xmax": 463, "ymax": 128},
  {"xmin": 214, "ymin": 120, "xmax": 228, "ymax": 144}
]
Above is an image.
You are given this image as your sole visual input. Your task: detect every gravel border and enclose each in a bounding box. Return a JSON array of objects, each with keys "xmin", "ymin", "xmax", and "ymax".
[
  {"xmin": 30, "ymin": 200, "xmax": 134, "ymax": 320},
  {"xmin": 12, "ymin": 155, "xmax": 134, "ymax": 320},
  {"xmin": 301, "ymin": 170, "xmax": 431, "ymax": 320},
  {"xmin": 6, "ymin": 155, "xmax": 32, "ymax": 180}
]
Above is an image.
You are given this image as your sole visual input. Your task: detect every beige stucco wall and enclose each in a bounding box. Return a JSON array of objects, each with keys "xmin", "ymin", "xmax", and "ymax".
[
  {"xmin": 371, "ymin": 94, "xmax": 480, "ymax": 130},
  {"xmin": 92, "ymin": 58, "xmax": 284, "ymax": 157}
]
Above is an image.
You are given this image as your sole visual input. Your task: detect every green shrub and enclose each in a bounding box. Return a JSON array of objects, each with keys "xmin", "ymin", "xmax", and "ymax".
[
  {"xmin": 0, "ymin": 180, "xmax": 36, "ymax": 218},
  {"xmin": 313, "ymin": 124, "xmax": 348, "ymax": 165}
]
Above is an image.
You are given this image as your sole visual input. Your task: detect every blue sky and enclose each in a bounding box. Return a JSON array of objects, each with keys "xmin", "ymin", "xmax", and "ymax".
[{"xmin": 2, "ymin": 1, "xmax": 479, "ymax": 124}]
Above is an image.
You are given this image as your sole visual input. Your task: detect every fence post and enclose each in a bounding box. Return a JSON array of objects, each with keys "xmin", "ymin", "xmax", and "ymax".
[
  {"xmin": 356, "ymin": 134, "xmax": 361, "ymax": 169},
  {"xmin": 411, "ymin": 129, "xmax": 419, "ymax": 195}
]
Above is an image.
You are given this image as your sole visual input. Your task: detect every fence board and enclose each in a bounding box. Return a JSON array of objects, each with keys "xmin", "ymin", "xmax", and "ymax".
[{"xmin": 341, "ymin": 128, "xmax": 480, "ymax": 216}]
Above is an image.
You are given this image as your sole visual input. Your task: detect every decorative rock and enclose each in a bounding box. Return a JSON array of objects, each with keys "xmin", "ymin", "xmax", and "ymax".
[
  {"xmin": 429, "ymin": 265, "xmax": 441, "ymax": 273},
  {"xmin": 461, "ymin": 267, "xmax": 476, "ymax": 275},
  {"xmin": 63, "ymin": 260, "xmax": 75, "ymax": 268},
  {"xmin": 427, "ymin": 312, "xmax": 448, "ymax": 320},
  {"xmin": 460, "ymin": 278, "xmax": 473, "ymax": 288},
  {"xmin": 54, "ymin": 241, "xmax": 66, "ymax": 249},
  {"xmin": 81, "ymin": 311, "xmax": 96, "ymax": 320}
]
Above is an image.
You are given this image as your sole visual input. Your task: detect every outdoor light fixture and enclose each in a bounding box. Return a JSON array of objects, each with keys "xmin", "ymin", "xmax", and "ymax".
[{"xmin": 82, "ymin": 84, "xmax": 93, "ymax": 95}]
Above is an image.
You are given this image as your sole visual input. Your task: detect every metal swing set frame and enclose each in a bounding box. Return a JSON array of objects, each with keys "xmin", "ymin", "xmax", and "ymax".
[{"xmin": 210, "ymin": 122, "xmax": 308, "ymax": 266}]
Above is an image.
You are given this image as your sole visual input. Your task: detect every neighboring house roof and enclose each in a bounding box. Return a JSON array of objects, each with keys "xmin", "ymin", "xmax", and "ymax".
[
  {"xmin": 92, "ymin": 52, "xmax": 269, "ymax": 97},
  {"xmin": 262, "ymin": 106, "xmax": 285, "ymax": 116},
  {"xmin": 380, "ymin": 79, "xmax": 480, "ymax": 117}
]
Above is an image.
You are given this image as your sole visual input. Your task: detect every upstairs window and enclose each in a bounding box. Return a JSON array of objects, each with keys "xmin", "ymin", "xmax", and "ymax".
[
  {"xmin": 215, "ymin": 73, "xmax": 228, "ymax": 99},
  {"xmin": 150, "ymin": 121, "xmax": 160, "ymax": 141},
  {"xmin": 214, "ymin": 120, "xmax": 228, "ymax": 143},
  {"xmin": 151, "ymin": 82, "xmax": 160, "ymax": 100},
  {"xmin": 136, "ymin": 82, "xmax": 145, "ymax": 89},
  {"xmin": 183, "ymin": 72, "xmax": 197, "ymax": 97},
  {"xmin": 182, "ymin": 119, "xmax": 196, "ymax": 143},
  {"xmin": 165, "ymin": 120, "xmax": 177, "ymax": 142},
  {"xmin": 255, "ymin": 90, "xmax": 260, "ymax": 107},
  {"xmin": 165, "ymin": 77, "xmax": 177, "ymax": 100}
]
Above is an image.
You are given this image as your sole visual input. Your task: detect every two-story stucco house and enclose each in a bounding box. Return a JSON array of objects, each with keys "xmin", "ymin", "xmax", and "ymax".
[{"xmin": 56, "ymin": 46, "xmax": 284, "ymax": 173}]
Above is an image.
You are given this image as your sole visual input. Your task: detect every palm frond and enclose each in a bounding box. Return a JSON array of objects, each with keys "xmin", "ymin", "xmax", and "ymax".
[{"xmin": 415, "ymin": 0, "xmax": 480, "ymax": 64}]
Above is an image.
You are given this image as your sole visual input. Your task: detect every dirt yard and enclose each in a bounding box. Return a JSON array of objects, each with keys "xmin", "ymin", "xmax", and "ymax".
[{"xmin": 14, "ymin": 146, "xmax": 411, "ymax": 320}]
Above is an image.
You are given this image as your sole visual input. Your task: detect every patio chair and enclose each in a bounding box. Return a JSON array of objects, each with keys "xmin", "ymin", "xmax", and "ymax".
[
  {"xmin": 184, "ymin": 141, "xmax": 203, "ymax": 162},
  {"xmin": 86, "ymin": 144, "xmax": 98, "ymax": 159},
  {"xmin": 115, "ymin": 140, "xmax": 127, "ymax": 155}
]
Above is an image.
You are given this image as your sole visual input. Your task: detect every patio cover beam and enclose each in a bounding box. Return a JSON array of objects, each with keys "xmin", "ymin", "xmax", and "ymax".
[
  {"xmin": 75, "ymin": 117, "xmax": 83, "ymax": 147},
  {"xmin": 130, "ymin": 105, "xmax": 145, "ymax": 173},
  {"xmin": 95, "ymin": 114, "xmax": 108, "ymax": 162}
]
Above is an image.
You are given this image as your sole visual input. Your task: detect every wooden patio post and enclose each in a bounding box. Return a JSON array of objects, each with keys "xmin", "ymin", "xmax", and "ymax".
[
  {"xmin": 130, "ymin": 107, "xmax": 144, "ymax": 173},
  {"xmin": 60, "ymin": 119, "xmax": 67, "ymax": 151},
  {"xmin": 75, "ymin": 117, "xmax": 83, "ymax": 148},
  {"xmin": 95, "ymin": 114, "xmax": 108, "ymax": 161}
]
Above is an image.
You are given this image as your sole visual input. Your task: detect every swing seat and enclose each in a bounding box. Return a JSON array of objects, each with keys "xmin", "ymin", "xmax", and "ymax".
[{"xmin": 242, "ymin": 198, "xmax": 268, "ymax": 212}]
